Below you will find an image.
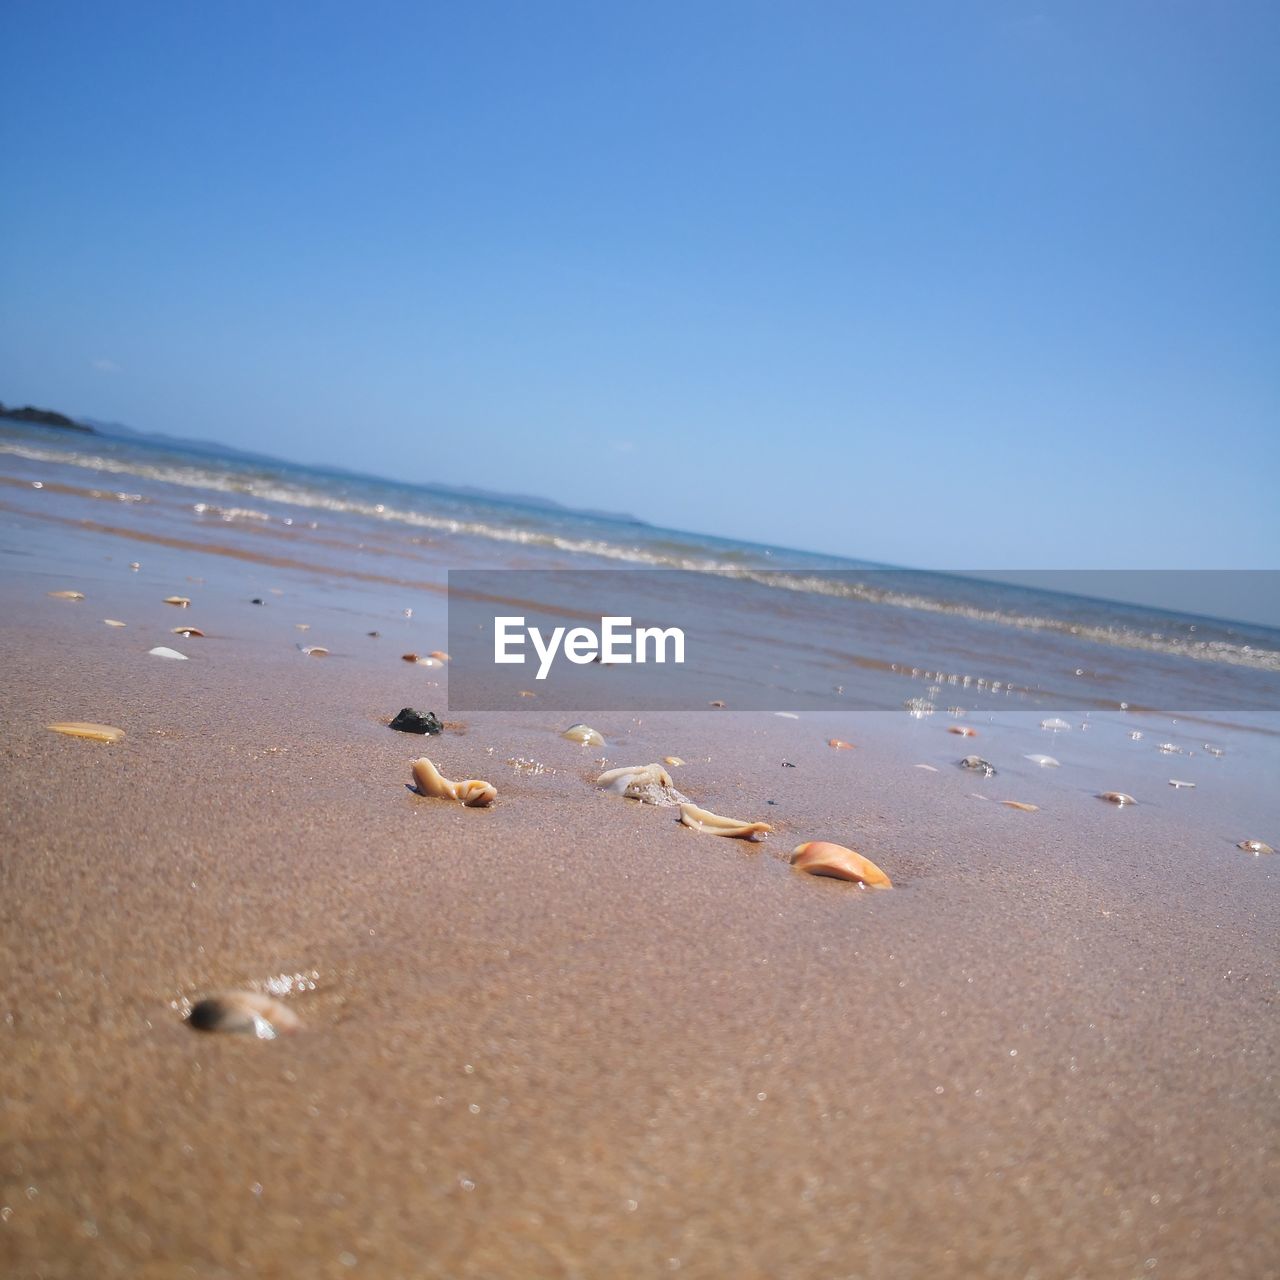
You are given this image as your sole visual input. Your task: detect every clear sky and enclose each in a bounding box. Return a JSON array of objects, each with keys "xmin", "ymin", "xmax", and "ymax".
[{"xmin": 2, "ymin": 1, "xmax": 1277, "ymax": 571}]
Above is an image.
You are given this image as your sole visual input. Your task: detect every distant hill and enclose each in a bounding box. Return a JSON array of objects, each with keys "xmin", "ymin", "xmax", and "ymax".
[{"xmin": 0, "ymin": 401, "xmax": 94, "ymax": 432}]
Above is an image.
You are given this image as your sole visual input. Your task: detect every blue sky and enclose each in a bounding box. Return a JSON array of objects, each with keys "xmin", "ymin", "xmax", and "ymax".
[{"xmin": 2, "ymin": 1, "xmax": 1276, "ymax": 570}]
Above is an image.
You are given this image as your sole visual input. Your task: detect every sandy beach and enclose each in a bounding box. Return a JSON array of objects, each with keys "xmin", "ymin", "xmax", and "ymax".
[{"xmin": 2, "ymin": 511, "xmax": 1278, "ymax": 1280}]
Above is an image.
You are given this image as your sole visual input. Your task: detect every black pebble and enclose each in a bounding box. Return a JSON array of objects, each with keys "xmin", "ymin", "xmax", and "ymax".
[
  {"xmin": 251, "ymin": 597, "xmax": 264, "ymax": 605},
  {"xmin": 389, "ymin": 707, "xmax": 443, "ymax": 735},
  {"xmin": 367, "ymin": 631, "xmax": 381, "ymax": 638},
  {"xmin": 781, "ymin": 760, "xmax": 796, "ymax": 768}
]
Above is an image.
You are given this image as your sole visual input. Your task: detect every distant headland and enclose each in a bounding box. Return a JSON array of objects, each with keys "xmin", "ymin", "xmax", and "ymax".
[{"xmin": 0, "ymin": 401, "xmax": 94, "ymax": 432}]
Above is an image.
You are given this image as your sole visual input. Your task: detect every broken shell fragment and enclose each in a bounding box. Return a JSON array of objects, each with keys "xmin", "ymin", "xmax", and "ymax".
[
  {"xmin": 47, "ymin": 590, "xmax": 85, "ymax": 600},
  {"xmin": 958, "ymin": 755, "xmax": 997, "ymax": 776},
  {"xmin": 409, "ymin": 757, "xmax": 496, "ymax": 806},
  {"xmin": 104, "ymin": 619, "xmax": 127, "ymax": 628},
  {"xmin": 663, "ymin": 756, "xmax": 685, "ymax": 767},
  {"xmin": 402, "ymin": 652, "xmax": 442, "ymax": 667},
  {"xmin": 299, "ymin": 645, "xmax": 329, "ymax": 656},
  {"xmin": 597, "ymin": 763, "xmax": 687, "ymax": 806},
  {"xmin": 947, "ymin": 726, "xmax": 977, "ymax": 737},
  {"xmin": 561, "ymin": 724, "xmax": 605, "ymax": 747},
  {"xmin": 148, "ymin": 646, "xmax": 188, "ymax": 660},
  {"xmin": 827, "ymin": 739, "xmax": 855, "ymax": 750},
  {"xmin": 1002, "ymin": 800, "xmax": 1039, "ymax": 812},
  {"xmin": 47, "ymin": 721, "xmax": 125, "ymax": 743},
  {"xmin": 1168, "ymin": 779, "xmax": 1196, "ymax": 789},
  {"xmin": 163, "ymin": 596, "xmax": 191, "ymax": 607},
  {"xmin": 678, "ymin": 802, "xmax": 773, "ymax": 840},
  {"xmin": 790, "ymin": 841, "xmax": 892, "ymax": 888},
  {"xmin": 187, "ymin": 992, "xmax": 300, "ymax": 1038},
  {"xmin": 1237, "ymin": 839, "xmax": 1274, "ymax": 855},
  {"xmin": 429, "ymin": 650, "xmax": 450, "ymax": 662},
  {"xmin": 1099, "ymin": 791, "xmax": 1136, "ymax": 806},
  {"xmin": 172, "ymin": 626, "xmax": 204, "ymax": 637}
]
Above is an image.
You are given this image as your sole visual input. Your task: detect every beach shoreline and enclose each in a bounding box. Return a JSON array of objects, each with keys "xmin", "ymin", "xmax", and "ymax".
[{"xmin": 2, "ymin": 481, "xmax": 1278, "ymax": 1279}]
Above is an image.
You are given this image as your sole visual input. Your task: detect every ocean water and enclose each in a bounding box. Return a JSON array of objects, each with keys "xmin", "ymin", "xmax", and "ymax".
[{"xmin": 2, "ymin": 419, "xmax": 1279, "ymax": 721}]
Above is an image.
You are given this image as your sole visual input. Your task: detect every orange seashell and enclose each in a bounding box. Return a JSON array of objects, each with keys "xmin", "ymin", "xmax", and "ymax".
[
  {"xmin": 948, "ymin": 726, "xmax": 977, "ymax": 737},
  {"xmin": 1002, "ymin": 800, "xmax": 1038, "ymax": 812},
  {"xmin": 827, "ymin": 738, "xmax": 855, "ymax": 750},
  {"xmin": 790, "ymin": 841, "xmax": 892, "ymax": 888}
]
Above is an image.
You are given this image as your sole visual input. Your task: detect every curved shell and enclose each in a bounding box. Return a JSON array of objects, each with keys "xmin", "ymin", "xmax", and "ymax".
[
  {"xmin": 1238, "ymin": 839, "xmax": 1274, "ymax": 855},
  {"xmin": 1099, "ymin": 791, "xmax": 1136, "ymax": 806},
  {"xmin": 562, "ymin": 724, "xmax": 605, "ymax": 747},
  {"xmin": 791, "ymin": 841, "xmax": 892, "ymax": 888},
  {"xmin": 47, "ymin": 721, "xmax": 125, "ymax": 743},
  {"xmin": 596, "ymin": 763, "xmax": 686, "ymax": 805},
  {"xmin": 163, "ymin": 596, "xmax": 191, "ymax": 607},
  {"xmin": 187, "ymin": 991, "xmax": 300, "ymax": 1038},
  {"xmin": 827, "ymin": 739, "xmax": 855, "ymax": 750},
  {"xmin": 678, "ymin": 802, "xmax": 772, "ymax": 840},
  {"xmin": 410, "ymin": 757, "xmax": 496, "ymax": 807}
]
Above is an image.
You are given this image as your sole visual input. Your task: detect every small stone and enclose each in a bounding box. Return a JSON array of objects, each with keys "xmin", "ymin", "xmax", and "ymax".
[
  {"xmin": 251, "ymin": 598, "xmax": 264, "ymax": 606},
  {"xmin": 1099, "ymin": 791, "xmax": 1136, "ymax": 806},
  {"xmin": 187, "ymin": 992, "xmax": 300, "ymax": 1038},
  {"xmin": 1237, "ymin": 839, "xmax": 1274, "ymax": 855},
  {"xmin": 958, "ymin": 756, "xmax": 997, "ymax": 776},
  {"xmin": 389, "ymin": 708, "xmax": 443, "ymax": 735}
]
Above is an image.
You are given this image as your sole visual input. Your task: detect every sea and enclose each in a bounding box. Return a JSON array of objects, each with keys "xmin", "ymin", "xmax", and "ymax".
[{"xmin": 2, "ymin": 418, "xmax": 1279, "ymax": 725}]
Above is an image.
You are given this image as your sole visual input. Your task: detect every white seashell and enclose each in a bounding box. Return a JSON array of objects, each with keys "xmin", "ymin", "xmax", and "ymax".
[
  {"xmin": 679, "ymin": 803, "xmax": 772, "ymax": 840},
  {"xmin": 561, "ymin": 724, "xmax": 605, "ymax": 746},
  {"xmin": 187, "ymin": 991, "xmax": 300, "ymax": 1038},
  {"xmin": 597, "ymin": 763, "xmax": 688, "ymax": 806},
  {"xmin": 1024, "ymin": 754, "xmax": 1060, "ymax": 767},
  {"xmin": 103, "ymin": 619, "xmax": 127, "ymax": 627},
  {"xmin": 148, "ymin": 646, "xmax": 188, "ymax": 660},
  {"xmin": 774, "ymin": 711, "xmax": 799, "ymax": 720},
  {"xmin": 1168, "ymin": 779, "xmax": 1196, "ymax": 789}
]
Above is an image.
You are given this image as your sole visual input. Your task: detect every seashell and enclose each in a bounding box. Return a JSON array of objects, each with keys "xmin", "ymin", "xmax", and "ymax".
[
  {"xmin": 663, "ymin": 756, "xmax": 685, "ymax": 767},
  {"xmin": 187, "ymin": 991, "xmax": 300, "ymax": 1038},
  {"xmin": 958, "ymin": 755, "xmax": 997, "ymax": 776},
  {"xmin": 299, "ymin": 645, "xmax": 329, "ymax": 656},
  {"xmin": 1237, "ymin": 839, "xmax": 1274, "ymax": 855},
  {"xmin": 678, "ymin": 802, "xmax": 772, "ymax": 840},
  {"xmin": 947, "ymin": 726, "xmax": 977, "ymax": 737},
  {"xmin": 409, "ymin": 757, "xmax": 496, "ymax": 807},
  {"xmin": 129, "ymin": 562, "xmax": 140, "ymax": 571},
  {"xmin": 827, "ymin": 739, "xmax": 855, "ymax": 750},
  {"xmin": 295, "ymin": 623, "xmax": 311, "ymax": 631},
  {"xmin": 1168, "ymin": 779, "xmax": 1196, "ymax": 789},
  {"xmin": 1099, "ymin": 791, "xmax": 1136, "ymax": 806},
  {"xmin": 47, "ymin": 590, "xmax": 85, "ymax": 600},
  {"xmin": 163, "ymin": 596, "xmax": 191, "ymax": 607},
  {"xmin": 1024, "ymin": 754, "xmax": 1059, "ymax": 767},
  {"xmin": 709, "ymin": 700, "xmax": 726, "ymax": 708},
  {"xmin": 1002, "ymin": 800, "xmax": 1038, "ymax": 812},
  {"xmin": 774, "ymin": 711, "xmax": 799, "ymax": 719},
  {"xmin": 561, "ymin": 724, "xmax": 605, "ymax": 747},
  {"xmin": 148, "ymin": 646, "xmax": 188, "ymax": 660},
  {"xmin": 172, "ymin": 626, "xmax": 204, "ymax": 637},
  {"xmin": 790, "ymin": 841, "xmax": 892, "ymax": 888},
  {"xmin": 104, "ymin": 619, "xmax": 127, "ymax": 628},
  {"xmin": 429, "ymin": 650, "xmax": 450, "ymax": 662},
  {"xmin": 402, "ymin": 652, "xmax": 442, "ymax": 667},
  {"xmin": 47, "ymin": 721, "xmax": 125, "ymax": 743},
  {"xmin": 597, "ymin": 763, "xmax": 687, "ymax": 806},
  {"xmin": 519, "ymin": 690, "xmax": 537, "ymax": 698},
  {"xmin": 1040, "ymin": 717, "xmax": 1071, "ymax": 731}
]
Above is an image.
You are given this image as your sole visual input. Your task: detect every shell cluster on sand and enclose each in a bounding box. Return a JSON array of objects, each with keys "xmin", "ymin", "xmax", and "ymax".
[
  {"xmin": 561, "ymin": 724, "xmax": 605, "ymax": 747},
  {"xmin": 678, "ymin": 802, "xmax": 772, "ymax": 840},
  {"xmin": 187, "ymin": 991, "xmax": 300, "ymax": 1038},
  {"xmin": 790, "ymin": 841, "xmax": 892, "ymax": 888},
  {"xmin": 47, "ymin": 721, "xmax": 125, "ymax": 743},
  {"xmin": 410, "ymin": 757, "xmax": 497, "ymax": 807}
]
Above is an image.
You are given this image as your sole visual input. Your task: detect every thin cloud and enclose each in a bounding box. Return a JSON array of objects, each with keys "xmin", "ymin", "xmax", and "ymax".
[{"xmin": 91, "ymin": 358, "xmax": 121, "ymax": 373}]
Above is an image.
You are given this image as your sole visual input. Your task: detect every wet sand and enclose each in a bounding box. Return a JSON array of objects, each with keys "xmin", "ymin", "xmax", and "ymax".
[{"xmin": 2, "ymin": 556, "xmax": 1279, "ymax": 1278}]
